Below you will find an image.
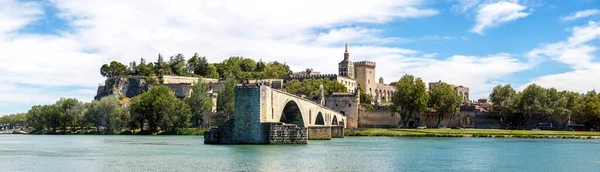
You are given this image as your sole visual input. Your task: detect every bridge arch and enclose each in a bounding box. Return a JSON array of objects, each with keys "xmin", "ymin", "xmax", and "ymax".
[
  {"xmin": 315, "ymin": 112, "xmax": 325, "ymax": 125},
  {"xmin": 279, "ymin": 100, "xmax": 305, "ymax": 127}
]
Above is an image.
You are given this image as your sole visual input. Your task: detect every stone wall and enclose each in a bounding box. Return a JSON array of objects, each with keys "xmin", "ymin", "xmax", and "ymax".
[
  {"xmin": 263, "ymin": 122, "xmax": 307, "ymax": 144},
  {"xmin": 419, "ymin": 110, "xmax": 476, "ymax": 128},
  {"xmin": 325, "ymin": 92, "xmax": 359, "ymax": 128},
  {"xmin": 331, "ymin": 126, "xmax": 344, "ymax": 138},
  {"xmin": 308, "ymin": 126, "xmax": 332, "ymax": 140},
  {"xmin": 358, "ymin": 106, "xmax": 401, "ymax": 128}
]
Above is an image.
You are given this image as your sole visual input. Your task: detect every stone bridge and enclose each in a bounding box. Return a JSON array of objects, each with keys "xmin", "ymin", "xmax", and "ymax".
[{"xmin": 205, "ymin": 86, "xmax": 346, "ymax": 144}]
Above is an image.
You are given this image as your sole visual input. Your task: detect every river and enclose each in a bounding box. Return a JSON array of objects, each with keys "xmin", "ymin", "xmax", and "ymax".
[{"xmin": 0, "ymin": 135, "xmax": 599, "ymax": 171}]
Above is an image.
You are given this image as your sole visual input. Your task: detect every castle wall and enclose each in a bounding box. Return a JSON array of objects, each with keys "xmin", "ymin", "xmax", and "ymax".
[
  {"xmin": 358, "ymin": 106, "xmax": 401, "ymax": 128},
  {"xmin": 419, "ymin": 110, "xmax": 476, "ymax": 128}
]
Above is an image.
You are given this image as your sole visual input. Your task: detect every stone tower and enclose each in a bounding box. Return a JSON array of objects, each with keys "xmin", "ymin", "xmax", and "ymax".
[
  {"xmin": 338, "ymin": 43, "xmax": 355, "ymax": 79},
  {"xmin": 354, "ymin": 61, "xmax": 376, "ymax": 98}
]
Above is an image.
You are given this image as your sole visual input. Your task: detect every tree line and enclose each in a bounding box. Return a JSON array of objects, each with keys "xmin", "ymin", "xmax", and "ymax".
[
  {"xmin": 389, "ymin": 74, "xmax": 600, "ymax": 129},
  {"xmin": 490, "ymin": 84, "xmax": 600, "ymax": 129},
  {"xmin": 100, "ymin": 54, "xmax": 293, "ymax": 80},
  {"xmin": 1, "ymin": 78, "xmax": 231, "ymax": 134}
]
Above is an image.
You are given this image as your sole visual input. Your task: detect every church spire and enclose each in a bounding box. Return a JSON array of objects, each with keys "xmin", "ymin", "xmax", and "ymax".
[{"xmin": 345, "ymin": 43, "xmax": 348, "ymax": 53}]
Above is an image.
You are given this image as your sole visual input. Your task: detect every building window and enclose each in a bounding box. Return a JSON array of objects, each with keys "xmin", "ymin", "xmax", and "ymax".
[
  {"xmin": 349, "ymin": 104, "xmax": 351, "ymax": 107},
  {"xmin": 336, "ymin": 104, "xmax": 338, "ymax": 107}
]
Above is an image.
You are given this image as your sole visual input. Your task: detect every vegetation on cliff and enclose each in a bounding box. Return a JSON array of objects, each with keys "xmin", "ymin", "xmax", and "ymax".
[{"xmin": 99, "ymin": 54, "xmax": 292, "ymax": 80}]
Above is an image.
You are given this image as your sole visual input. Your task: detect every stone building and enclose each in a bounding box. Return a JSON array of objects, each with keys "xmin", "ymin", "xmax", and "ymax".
[
  {"xmin": 428, "ymin": 80, "xmax": 470, "ymax": 102},
  {"xmin": 283, "ymin": 44, "xmax": 395, "ymax": 103}
]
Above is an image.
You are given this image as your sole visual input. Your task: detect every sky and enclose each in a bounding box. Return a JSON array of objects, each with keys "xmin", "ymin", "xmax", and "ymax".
[{"xmin": 1, "ymin": 0, "xmax": 600, "ymax": 115}]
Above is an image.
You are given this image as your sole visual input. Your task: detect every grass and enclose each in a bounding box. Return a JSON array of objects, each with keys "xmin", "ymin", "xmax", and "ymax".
[{"xmin": 345, "ymin": 128, "xmax": 600, "ymax": 139}]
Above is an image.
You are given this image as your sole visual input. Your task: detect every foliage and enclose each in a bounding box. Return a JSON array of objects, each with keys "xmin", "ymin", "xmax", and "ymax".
[
  {"xmin": 489, "ymin": 84, "xmax": 518, "ymax": 118},
  {"xmin": 101, "ymin": 54, "xmax": 291, "ymax": 81},
  {"xmin": 284, "ymin": 78, "xmax": 348, "ymax": 98},
  {"xmin": 357, "ymin": 85, "xmax": 373, "ymax": 104},
  {"xmin": 130, "ymin": 86, "xmax": 191, "ymax": 133},
  {"xmin": 216, "ymin": 75, "xmax": 236, "ymax": 120},
  {"xmin": 390, "ymin": 75, "xmax": 429, "ymax": 128},
  {"xmin": 428, "ymin": 82, "xmax": 462, "ymax": 127},
  {"xmin": 100, "ymin": 61, "xmax": 130, "ymax": 78},
  {"xmin": 187, "ymin": 78, "xmax": 214, "ymax": 127},
  {"xmin": 517, "ymin": 83, "xmax": 548, "ymax": 127}
]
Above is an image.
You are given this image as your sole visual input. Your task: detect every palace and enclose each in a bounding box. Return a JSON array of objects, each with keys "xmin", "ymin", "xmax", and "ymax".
[{"xmin": 283, "ymin": 44, "xmax": 396, "ymax": 104}]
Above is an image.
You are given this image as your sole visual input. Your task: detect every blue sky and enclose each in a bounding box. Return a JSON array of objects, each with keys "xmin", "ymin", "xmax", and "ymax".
[{"xmin": 1, "ymin": 0, "xmax": 600, "ymax": 115}]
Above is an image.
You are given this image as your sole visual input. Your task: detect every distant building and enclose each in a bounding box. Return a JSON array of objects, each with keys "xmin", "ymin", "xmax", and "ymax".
[{"xmin": 428, "ymin": 80, "xmax": 470, "ymax": 102}]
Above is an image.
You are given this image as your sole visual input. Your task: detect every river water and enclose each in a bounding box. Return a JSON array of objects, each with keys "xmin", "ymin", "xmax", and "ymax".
[{"xmin": 0, "ymin": 135, "xmax": 599, "ymax": 172}]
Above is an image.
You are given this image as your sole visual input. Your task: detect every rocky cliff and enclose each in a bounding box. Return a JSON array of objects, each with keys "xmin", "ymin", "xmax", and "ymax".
[{"xmin": 95, "ymin": 76, "xmax": 151, "ymax": 100}]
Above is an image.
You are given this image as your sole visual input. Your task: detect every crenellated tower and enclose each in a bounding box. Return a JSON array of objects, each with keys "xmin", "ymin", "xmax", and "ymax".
[{"xmin": 338, "ymin": 43, "xmax": 355, "ymax": 79}]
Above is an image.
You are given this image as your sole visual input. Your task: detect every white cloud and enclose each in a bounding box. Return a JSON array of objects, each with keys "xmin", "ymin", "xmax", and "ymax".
[
  {"xmin": 561, "ymin": 9, "xmax": 600, "ymax": 21},
  {"xmin": 0, "ymin": 0, "xmax": 441, "ymax": 113},
  {"xmin": 0, "ymin": 0, "xmax": 43, "ymax": 34},
  {"xmin": 471, "ymin": 1, "xmax": 530, "ymax": 34},
  {"xmin": 524, "ymin": 21, "xmax": 600, "ymax": 92},
  {"xmin": 313, "ymin": 27, "xmax": 408, "ymax": 46}
]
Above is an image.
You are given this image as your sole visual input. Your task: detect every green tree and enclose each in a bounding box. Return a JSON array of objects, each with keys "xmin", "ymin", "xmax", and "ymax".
[
  {"xmin": 262, "ymin": 61, "xmax": 292, "ymax": 79},
  {"xmin": 160, "ymin": 99, "xmax": 192, "ymax": 133},
  {"xmin": 575, "ymin": 90, "xmax": 600, "ymax": 123},
  {"xmin": 517, "ymin": 83, "xmax": 548, "ymax": 127},
  {"xmin": 154, "ymin": 54, "xmax": 172, "ymax": 76},
  {"xmin": 206, "ymin": 64, "xmax": 220, "ymax": 79},
  {"xmin": 428, "ymin": 82, "xmax": 462, "ymax": 127},
  {"xmin": 42, "ymin": 105, "xmax": 61, "ymax": 132},
  {"xmin": 130, "ymin": 86, "xmax": 188, "ymax": 133},
  {"xmin": 170, "ymin": 54, "xmax": 187, "ymax": 75},
  {"xmin": 55, "ymin": 98, "xmax": 80, "ymax": 132},
  {"xmin": 86, "ymin": 96, "xmax": 121, "ymax": 132},
  {"xmin": 27, "ymin": 105, "xmax": 46, "ymax": 131},
  {"xmin": 489, "ymin": 84, "xmax": 518, "ymax": 123},
  {"xmin": 217, "ymin": 75, "xmax": 236, "ymax": 120},
  {"xmin": 187, "ymin": 53, "xmax": 211, "ymax": 76},
  {"xmin": 256, "ymin": 60, "xmax": 266, "ymax": 72},
  {"xmin": 100, "ymin": 61, "xmax": 129, "ymax": 78},
  {"xmin": 285, "ymin": 78, "xmax": 347, "ymax": 98},
  {"xmin": 135, "ymin": 58, "xmax": 154, "ymax": 76},
  {"xmin": 357, "ymin": 85, "xmax": 373, "ymax": 104},
  {"xmin": 187, "ymin": 78, "xmax": 214, "ymax": 127},
  {"xmin": 390, "ymin": 75, "xmax": 429, "ymax": 128},
  {"xmin": 84, "ymin": 101, "xmax": 100, "ymax": 131}
]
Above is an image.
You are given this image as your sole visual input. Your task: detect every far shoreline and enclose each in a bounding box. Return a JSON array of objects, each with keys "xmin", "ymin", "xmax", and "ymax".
[{"xmin": 4, "ymin": 128, "xmax": 600, "ymax": 140}]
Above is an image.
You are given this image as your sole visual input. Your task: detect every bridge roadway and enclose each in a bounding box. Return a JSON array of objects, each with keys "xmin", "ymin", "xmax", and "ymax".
[{"xmin": 205, "ymin": 86, "xmax": 346, "ymax": 144}]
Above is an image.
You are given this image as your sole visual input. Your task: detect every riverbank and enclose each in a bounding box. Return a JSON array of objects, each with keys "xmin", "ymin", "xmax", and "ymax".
[
  {"xmin": 345, "ymin": 128, "xmax": 600, "ymax": 139},
  {"xmin": 6, "ymin": 128, "xmax": 210, "ymax": 135}
]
